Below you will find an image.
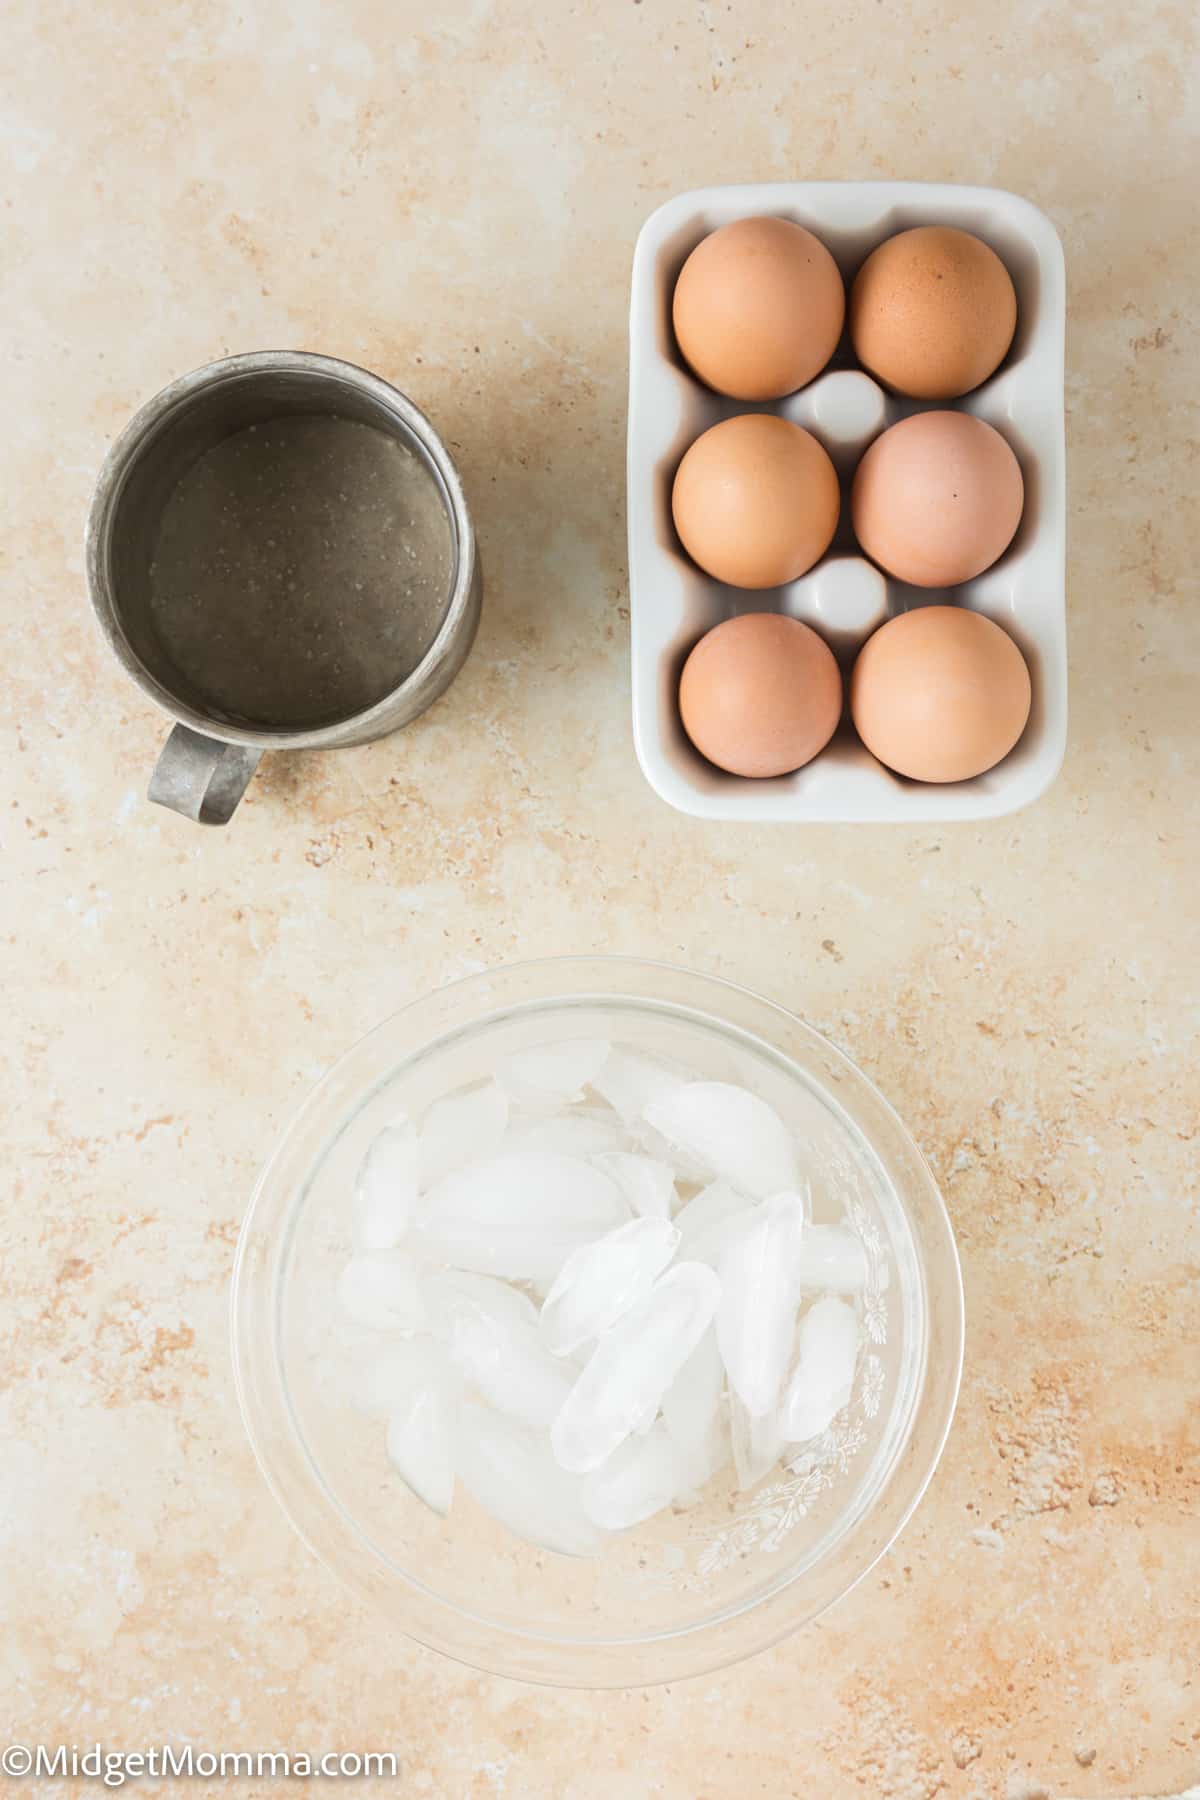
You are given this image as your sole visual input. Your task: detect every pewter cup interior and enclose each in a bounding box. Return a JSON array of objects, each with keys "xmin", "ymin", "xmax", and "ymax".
[{"xmin": 86, "ymin": 352, "xmax": 477, "ymax": 748}]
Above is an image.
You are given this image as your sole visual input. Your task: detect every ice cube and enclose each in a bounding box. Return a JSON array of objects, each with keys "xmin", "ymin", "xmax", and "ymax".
[
  {"xmin": 427, "ymin": 1268, "xmax": 539, "ymax": 1332},
  {"xmin": 353, "ymin": 1116, "xmax": 420, "ymax": 1251},
  {"xmin": 633, "ymin": 1403, "xmax": 659, "ymax": 1437},
  {"xmin": 590, "ymin": 1045, "xmax": 687, "ymax": 1123},
  {"xmin": 540, "ymin": 1216, "xmax": 681, "ymax": 1357},
  {"xmin": 716, "ymin": 1192, "xmax": 807, "ymax": 1415},
  {"xmin": 731, "ymin": 1394, "xmax": 782, "ymax": 1490},
  {"xmin": 418, "ymin": 1152, "xmax": 629, "ymax": 1282},
  {"xmin": 661, "ymin": 1326, "xmax": 724, "ymax": 1478},
  {"xmin": 458, "ymin": 1403, "xmax": 604, "ymax": 1556},
  {"xmin": 383, "ymin": 1343, "xmax": 459, "ymax": 1516},
  {"xmin": 507, "ymin": 1108, "xmax": 626, "ymax": 1158},
  {"xmin": 674, "ymin": 1180, "xmax": 754, "ymax": 1266},
  {"xmin": 337, "ymin": 1252, "xmax": 428, "ymax": 1332},
  {"xmin": 632, "ymin": 1122, "xmax": 714, "ymax": 1186},
  {"xmin": 419, "ymin": 1079, "xmax": 508, "ymax": 1188},
  {"xmin": 591, "ymin": 1151, "xmax": 677, "ymax": 1219},
  {"xmin": 427, "ymin": 1270, "xmax": 572, "ymax": 1429},
  {"xmin": 353, "ymin": 1335, "xmax": 452, "ymax": 1416},
  {"xmin": 501, "ymin": 1038, "xmax": 611, "ymax": 1103},
  {"xmin": 581, "ymin": 1423, "xmax": 693, "ymax": 1530},
  {"xmin": 793, "ymin": 1222, "xmax": 868, "ymax": 1292},
  {"xmin": 780, "ymin": 1295, "xmax": 860, "ymax": 1442},
  {"xmin": 644, "ymin": 1082, "xmax": 799, "ymax": 1200},
  {"xmin": 550, "ymin": 1262, "xmax": 721, "ymax": 1473},
  {"xmin": 677, "ymin": 1409, "xmax": 732, "ymax": 1497}
]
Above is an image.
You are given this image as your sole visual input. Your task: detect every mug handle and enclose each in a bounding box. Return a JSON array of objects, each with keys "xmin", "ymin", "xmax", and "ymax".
[{"xmin": 147, "ymin": 724, "xmax": 263, "ymax": 825}]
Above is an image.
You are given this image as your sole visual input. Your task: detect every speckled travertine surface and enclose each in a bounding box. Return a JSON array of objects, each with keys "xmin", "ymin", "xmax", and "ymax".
[{"xmin": 2, "ymin": 1, "xmax": 1198, "ymax": 1795}]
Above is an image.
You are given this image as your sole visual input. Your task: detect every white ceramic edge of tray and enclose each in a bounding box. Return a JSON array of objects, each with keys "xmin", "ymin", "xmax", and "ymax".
[{"xmin": 627, "ymin": 180, "xmax": 1067, "ymax": 824}]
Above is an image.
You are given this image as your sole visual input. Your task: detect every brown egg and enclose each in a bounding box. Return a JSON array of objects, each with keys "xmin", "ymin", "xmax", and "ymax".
[
  {"xmin": 673, "ymin": 415, "xmax": 840, "ymax": 589},
  {"xmin": 851, "ymin": 605, "xmax": 1032, "ymax": 782},
  {"xmin": 680, "ymin": 613, "xmax": 842, "ymax": 778},
  {"xmin": 850, "ymin": 226, "xmax": 1017, "ymax": 399},
  {"xmin": 673, "ymin": 216, "xmax": 845, "ymax": 400},
  {"xmin": 851, "ymin": 411, "xmax": 1023, "ymax": 588}
]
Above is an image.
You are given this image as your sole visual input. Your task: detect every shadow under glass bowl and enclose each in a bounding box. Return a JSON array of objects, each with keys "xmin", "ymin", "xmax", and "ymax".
[{"xmin": 231, "ymin": 957, "xmax": 963, "ymax": 1687}]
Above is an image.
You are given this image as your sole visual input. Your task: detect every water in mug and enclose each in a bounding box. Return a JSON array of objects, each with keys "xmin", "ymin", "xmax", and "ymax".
[{"xmin": 147, "ymin": 415, "xmax": 453, "ymax": 730}]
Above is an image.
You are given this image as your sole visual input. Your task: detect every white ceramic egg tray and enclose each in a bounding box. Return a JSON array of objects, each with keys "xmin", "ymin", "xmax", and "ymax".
[{"xmin": 627, "ymin": 182, "xmax": 1067, "ymax": 822}]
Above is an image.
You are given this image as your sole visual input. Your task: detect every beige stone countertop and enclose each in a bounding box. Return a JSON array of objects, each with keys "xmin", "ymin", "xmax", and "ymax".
[{"xmin": 2, "ymin": 0, "xmax": 1197, "ymax": 1794}]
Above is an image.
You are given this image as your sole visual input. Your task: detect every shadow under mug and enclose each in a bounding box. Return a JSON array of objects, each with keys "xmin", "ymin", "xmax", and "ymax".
[{"xmin": 85, "ymin": 350, "xmax": 481, "ymax": 824}]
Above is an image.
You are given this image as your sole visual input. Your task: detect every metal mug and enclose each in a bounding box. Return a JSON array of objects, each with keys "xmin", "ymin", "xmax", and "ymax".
[{"xmin": 85, "ymin": 351, "xmax": 481, "ymax": 824}]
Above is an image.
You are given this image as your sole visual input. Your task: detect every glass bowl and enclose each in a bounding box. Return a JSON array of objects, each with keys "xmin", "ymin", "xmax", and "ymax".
[{"xmin": 231, "ymin": 957, "xmax": 963, "ymax": 1686}]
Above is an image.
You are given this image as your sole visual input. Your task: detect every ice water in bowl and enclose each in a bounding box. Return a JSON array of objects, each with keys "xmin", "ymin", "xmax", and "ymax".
[{"xmin": 305, "ymin": 1028, "xmax": 895, "ymax": 1564}]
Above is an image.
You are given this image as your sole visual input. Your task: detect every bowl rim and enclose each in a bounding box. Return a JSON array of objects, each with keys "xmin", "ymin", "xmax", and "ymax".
[{"xmin": 231, "ymin": 955, "xmax": 964, "ymax": 1686}]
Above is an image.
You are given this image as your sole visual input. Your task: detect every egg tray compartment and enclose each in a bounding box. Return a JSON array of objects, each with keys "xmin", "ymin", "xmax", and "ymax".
[{"xmin": 627, "ymin": 182, "xmax": 1067, "ymax": 823}]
